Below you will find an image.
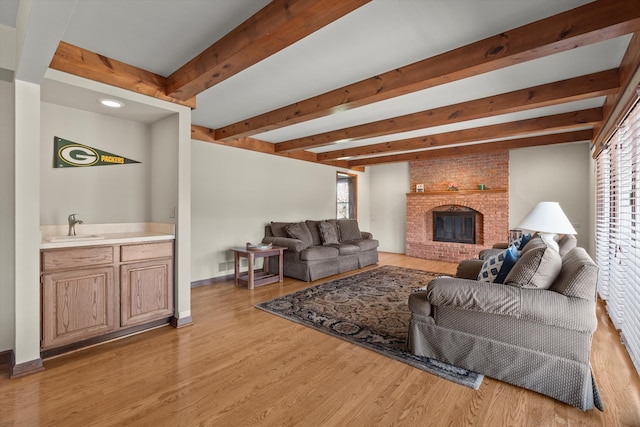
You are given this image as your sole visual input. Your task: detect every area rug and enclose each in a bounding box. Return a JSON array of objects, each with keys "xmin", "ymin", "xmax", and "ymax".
[{"xmin": 255, "ymin": 265, "xmax": 484, "ymax": 389}]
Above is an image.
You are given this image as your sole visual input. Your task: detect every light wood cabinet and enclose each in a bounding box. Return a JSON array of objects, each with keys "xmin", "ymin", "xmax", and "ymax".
[
  {"xmin": 120, "ymin": 257, "xmax": 173, "ymax": 327},
  {"xmin": 41, "ymin": 266, "xmax": 116, "ymax": 349},
  {"xmin": 41, "ymin": 241, "xmax": 174, "ymax": 352}
]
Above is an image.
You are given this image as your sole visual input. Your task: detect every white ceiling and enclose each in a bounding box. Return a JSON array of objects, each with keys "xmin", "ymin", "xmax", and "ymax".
[{"xmin": 3, "ymin": 0, "xmax": 633, "ymax": 164}]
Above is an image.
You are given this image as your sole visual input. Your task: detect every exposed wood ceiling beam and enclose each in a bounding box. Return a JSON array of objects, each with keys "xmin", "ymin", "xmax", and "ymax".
[
  {"xmin": 318, "ymin": 108, "xmax": 603, "ymax": 161},
  {"xmin": 215, "ymin": 0, "xmax": 640, "ymax": 142},
  {"xmin": 49, "ymin": 42, "xmax": 196, "ymax": 109},
  {"xmin": 191, "ymin": 124, "xmax": 362, "ymax": 171},
  {"xmin": 347, "ymin": 129, "xmax": 595, "ymax": 167},
  {"xmin": 275, "ymin": 70, "xmax": 618, "ymax": 153},
  {"xmin": 166, "ymin": 0, "xmax": 371, "ymax": 100},
  {"xmin": 593, "ymin": 32, "xmax": 640, "ymax": 158}
]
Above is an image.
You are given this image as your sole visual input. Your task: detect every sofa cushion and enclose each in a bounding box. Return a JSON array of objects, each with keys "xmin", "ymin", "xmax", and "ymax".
[
  {"xmin": 558, "ymin": 234, "xmax": 578, "ymax": 257},
  {"xmin": 318, "ymin": 221, "xmax": 340, "ymax": 245},
  {"xmin": 519, "ymin": 236, "xmax": 546, "ymax": 255},
  {"xmin": 504, "ymin": 241, "xmax": 562, "ymax": 289},
  {"xmin": 305, "ymin": 220, "xmax": 323, "ymax": 246},
  {"xmin": 350, "ymin": 238, "xmax": 379, "ymax": 252},
  {"xmin": 300, "ymin": 245, "xmax": 340, "ymax": 261},
  {"xmin": 550, "ymin": 247, "xmax": 598, "ymax": 300},
  {"xmin": 331, "ymin": 243, "xmax": 360, "ymax": 255},
  {"xmin": 337, "ymin": 219, "xmax": 362, "ymax": 241},
  {"xmin": 270, "ymin": 222, "xmax": 292, "ymax": 238},
  {"xmin": 286, "ymin": 222, "xmax": 313, "ymax": 248}
]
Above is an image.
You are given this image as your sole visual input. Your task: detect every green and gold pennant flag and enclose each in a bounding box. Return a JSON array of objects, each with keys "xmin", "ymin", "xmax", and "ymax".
[{"xmin": 53, "ymin": 136, "xmax": 141, "ymax": 168}]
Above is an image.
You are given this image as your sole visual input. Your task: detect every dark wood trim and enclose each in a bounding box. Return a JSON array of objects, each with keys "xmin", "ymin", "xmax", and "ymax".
[
  {"xmin": 40, "ymin": 318, "xmax": 171, "ymax": 359},
  {"xmin": 9, "ymin": 352, "xmax": 44, "ymax": 378},
  {"xmin": 191, "ymin": 124, "xmax": 364, "ymax": 171},
  {"xmin": 407, "ymin": 189, "xmax": 507, "ymax": 196},
  {"xmin": 171, "ymin": 316, "xmax": 193, "ymax": 329},
  {"xmin": 345, "ymin": 112, "xmax": 602, "ymax": 167},
  {"xmin": 191, "ymin": 274, "xmax": 234, "ymax": 288},
  {"xmin": 166, "ymin": 0, "xmax": 371, "ymax": 100},
  {"xmin": 49, "ymin": 41, "xmax": 196, "ymax": 109},
  {"xmin": 275, "ymin": 70, "xmax": 617, "ymax": 152},
  {"xmin": 593, "ymin": 32, "xmax": 640, "ymax": 158},
  {"xmin": 216, "ymin": 0, "xmax": 640, "ymax": 142}
]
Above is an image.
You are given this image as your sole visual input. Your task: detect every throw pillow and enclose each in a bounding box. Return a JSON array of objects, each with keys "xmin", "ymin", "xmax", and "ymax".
[
  {"xmin": 504, "ymin": 241, "xmax": 562, "ymax": 289},
  {"xmin": 494, "ymin": 245, "xmax": 520, "ymax": 284},
  {"xmin": 285, "ymin": 222, "xmax": 313, "ymax": 248},
  {"xmin": 337, "ymin": 219, "xmax": 362, "ymax": 242},
  {"xmin": 318, "ymin": 221, "xmax": 339, "ymax": 245},
  {"xmin": 478, "ymin": 250, "xmax": 506, "ymax": 283},
  {"xmin": 512, "ymin": 233, "xmax": 532, "ymax": 251},
  {"xmin": 270, "ymin": 221, "xmax": 292, "ymax": 238}
]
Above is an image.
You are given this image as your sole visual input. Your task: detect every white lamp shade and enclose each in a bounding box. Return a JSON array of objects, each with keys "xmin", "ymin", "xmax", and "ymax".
[{"xmin": 517, "ymin": 201, "xmax": 577, "ymax": 235}]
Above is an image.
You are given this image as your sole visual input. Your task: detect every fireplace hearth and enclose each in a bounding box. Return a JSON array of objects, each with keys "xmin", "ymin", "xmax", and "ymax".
[{"xmin": 433, "ymin": 210, "xmax": 476, "ymax": 244}]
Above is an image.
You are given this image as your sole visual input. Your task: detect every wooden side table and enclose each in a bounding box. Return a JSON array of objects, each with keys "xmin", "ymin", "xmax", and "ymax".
[{"xmin": 230, "ymin": 246, "xmax": 286, "ymax": 290}]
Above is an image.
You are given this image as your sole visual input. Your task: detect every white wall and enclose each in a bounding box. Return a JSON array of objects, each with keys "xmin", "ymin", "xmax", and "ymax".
[
  {"xmin": 14, "ymin": 79, "xmax": 41, "ymax": 365},
  {"xmin": 369, "ymin": 162, "xmax": 409, "ymax": 253},
  {"xmin": 0, "ymin": 80, "xmax": 15, "ymax": 352},
  {"xmin": 509, "ymin": 142, "xmax": 592, "ymax": 251},
  {"xmin": 40, "ymin": 103, "xmax": 151, "ymax": 225},
  {"xmin": 190, "ymin": 140, "xmax": 370, "ymax": 282}
]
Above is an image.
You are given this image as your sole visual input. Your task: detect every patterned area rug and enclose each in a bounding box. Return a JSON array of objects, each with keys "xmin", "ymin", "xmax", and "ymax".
[{"xmin": 255, "ymin": 265, "xmax": 484, "ymax": 389}]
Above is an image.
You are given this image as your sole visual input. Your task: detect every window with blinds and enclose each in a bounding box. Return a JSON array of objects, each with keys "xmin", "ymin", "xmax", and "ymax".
[{"xmin": 595, "ymin": 97, "xmax": 640, "ymax": 376}]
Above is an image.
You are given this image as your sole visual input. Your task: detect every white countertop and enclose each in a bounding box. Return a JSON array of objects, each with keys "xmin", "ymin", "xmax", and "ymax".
[{"xmin": 40, "ymin": 222, "xmax": 175, "ymax": 249}]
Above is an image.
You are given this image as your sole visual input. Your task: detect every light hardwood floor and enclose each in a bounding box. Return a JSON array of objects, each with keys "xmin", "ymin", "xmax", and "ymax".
[{"xmin": 1, "ymin": 253, "xmax": 639, "ymax": 426}]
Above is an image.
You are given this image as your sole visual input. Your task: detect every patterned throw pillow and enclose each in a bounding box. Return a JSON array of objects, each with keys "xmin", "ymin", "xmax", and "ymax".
[
  {"xmin": 478, "ymin": 251, "xmax": 506, "ymax": 282},
  {"xmin": 478, "ymin": 245, "xmax": 520, "ymax": 284},
  {"xmin": 318, "ymin": 221, "xmax": 339, "ymax": 245},
  {"xmin": 512, "ymin": 233, "xmax": 532, "ymax": 251}
]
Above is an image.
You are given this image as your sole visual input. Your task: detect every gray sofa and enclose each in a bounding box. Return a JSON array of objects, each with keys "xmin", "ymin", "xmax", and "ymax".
[
  {"xmin": 407, "ymin": 236, "xmax": 602, "ymax": 411},
  {"xmin": 262, "ymin": 219, "xmax": 379, "ymax": 282}
]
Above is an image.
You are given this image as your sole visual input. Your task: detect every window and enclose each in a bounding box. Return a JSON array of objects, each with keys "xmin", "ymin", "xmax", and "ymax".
[
  {"xmin": 595, "ymin": 96, "xmax": 640, "ymax": 376},
  {"xmin": 336, "ymin": 172, "xmax": 357, "ymax": 219}
]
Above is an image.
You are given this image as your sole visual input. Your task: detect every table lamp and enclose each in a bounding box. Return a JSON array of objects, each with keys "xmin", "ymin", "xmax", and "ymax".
[{"xmin": 517, "ymin": 201, "xmax": 577, "ymax": 251}]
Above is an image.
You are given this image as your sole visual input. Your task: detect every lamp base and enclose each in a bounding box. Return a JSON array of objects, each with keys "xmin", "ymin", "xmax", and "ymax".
[{"xmin": 539, "ymin": 232, "xmax": 559, "ymax": 252}]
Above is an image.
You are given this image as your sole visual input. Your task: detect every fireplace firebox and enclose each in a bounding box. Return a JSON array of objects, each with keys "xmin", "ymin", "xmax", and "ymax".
[{"xmin": 433, "ymin": 210, "xmax": 476, "ymax": 244}]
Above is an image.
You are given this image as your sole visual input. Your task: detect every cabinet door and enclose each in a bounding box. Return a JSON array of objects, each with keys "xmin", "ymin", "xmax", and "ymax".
[
  {"xmin": 120, "ymin": 258, "xmax": 173, "ymax": 327},
  {"xmin": 42, "ymin": 267, "xmax": 115, "ymax": 349}
]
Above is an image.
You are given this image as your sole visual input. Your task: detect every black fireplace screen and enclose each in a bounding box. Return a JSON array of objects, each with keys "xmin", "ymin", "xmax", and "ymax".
[{"xmin": 433, "ymin": 211, "xmax": 476, "ymax": 244}]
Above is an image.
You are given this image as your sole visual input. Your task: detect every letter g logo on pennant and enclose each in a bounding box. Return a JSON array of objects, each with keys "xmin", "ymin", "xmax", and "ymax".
[{"xmin": 59, "ymin": 145, "xmax": 99, "ymax": 166}]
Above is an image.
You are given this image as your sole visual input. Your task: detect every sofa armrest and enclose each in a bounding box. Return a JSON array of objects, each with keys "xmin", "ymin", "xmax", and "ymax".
[
  {"xmin": 425, "ymin": 277, "xmax": 597, "ymax": 332},
  {"xmin": 456, "ymin": 259, "xmax": 484, "ymax": 279},
  {"xmin": 426, "ymin": 277, "xmax": 521, "ymax": 317},
  {"xmin": 492, "ymin": 242, "xmax": 509, "ymax": 249},
  {"xmin": 261, "ymin": 236, "xmax": 306, "ymax": 253}
]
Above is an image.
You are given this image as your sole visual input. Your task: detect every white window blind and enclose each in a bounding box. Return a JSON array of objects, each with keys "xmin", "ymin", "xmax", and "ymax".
[{"xmin": 596, "ymin": 97, "xmax": 640, "ymax": 375}]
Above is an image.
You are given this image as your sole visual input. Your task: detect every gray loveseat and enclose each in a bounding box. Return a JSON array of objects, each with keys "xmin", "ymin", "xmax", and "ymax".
[
  {"xmin": 262, "ymin": 219, "xmax": 379, "ymax": 282},
  {"xmin": 407, "ymin": 236, "xmax": 602, "ymax": 411}
]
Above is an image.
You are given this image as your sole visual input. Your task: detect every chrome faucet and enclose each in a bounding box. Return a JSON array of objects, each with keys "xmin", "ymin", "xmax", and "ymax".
[{"xmin": 68, "ymin": 214, "xmax": 83, "ymax": 236}]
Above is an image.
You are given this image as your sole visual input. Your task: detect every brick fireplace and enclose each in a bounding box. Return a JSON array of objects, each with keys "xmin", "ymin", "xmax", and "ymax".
[
  {"xmin": 407, "ymin": 152, "xmax": 509, "ymax": 263},
  {"xmin": 406, "ymin": 190, "xmax": 508, "ymax": 263}
]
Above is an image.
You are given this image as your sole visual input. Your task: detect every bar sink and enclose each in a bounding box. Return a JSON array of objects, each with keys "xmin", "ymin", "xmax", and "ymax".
[{"xmin": 47, "ymin": 234, "xmax": 105, "ymax": 242}]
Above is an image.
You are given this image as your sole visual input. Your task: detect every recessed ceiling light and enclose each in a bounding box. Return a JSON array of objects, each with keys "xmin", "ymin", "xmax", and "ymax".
[{"xmin": 98, "ymin": 98, "xmax": 124, "ymax": 108}]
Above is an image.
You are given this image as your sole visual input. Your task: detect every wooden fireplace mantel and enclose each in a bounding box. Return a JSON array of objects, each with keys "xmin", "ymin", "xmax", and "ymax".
[{"xmin": 406, "ymin": 189, "xmax": 507, "ymax": 196}]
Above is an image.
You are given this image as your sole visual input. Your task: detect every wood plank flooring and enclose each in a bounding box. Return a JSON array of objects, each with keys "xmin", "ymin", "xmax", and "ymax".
[{"xmin": 1, "ymin": 253, "xmax": 639, "ymax": 426}]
